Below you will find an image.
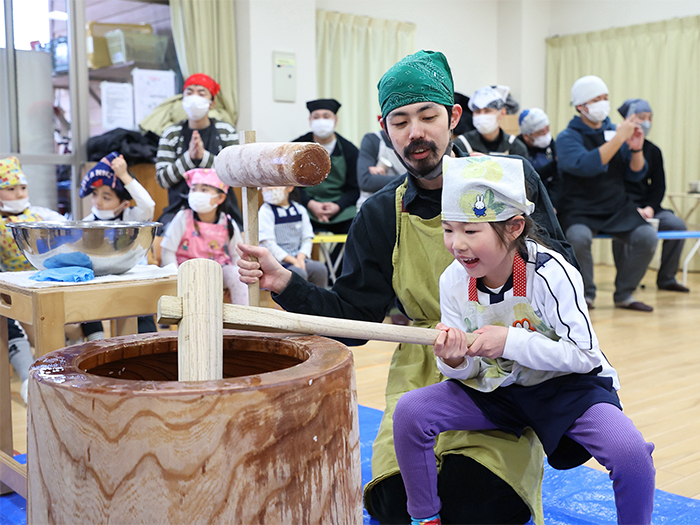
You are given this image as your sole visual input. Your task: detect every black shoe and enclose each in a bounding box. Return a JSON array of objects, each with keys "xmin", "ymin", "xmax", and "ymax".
[
  {"xmin": 615, "ymin": 301, "xmax": 653, "ymax": 312},
  {"xmin": 658, "ymin": 282, "xmax": 690, "ymax": 293}
]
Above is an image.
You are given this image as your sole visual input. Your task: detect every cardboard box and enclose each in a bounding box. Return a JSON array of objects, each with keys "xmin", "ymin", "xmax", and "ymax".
[{"xmin": 87, "ymin": 21, "xmax": 152, "ymax": 69}]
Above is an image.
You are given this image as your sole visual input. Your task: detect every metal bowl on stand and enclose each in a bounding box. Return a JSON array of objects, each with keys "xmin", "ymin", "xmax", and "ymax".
[{"xmin": 8, "ymin": 221, "xmax": 161, "ymax": 276}]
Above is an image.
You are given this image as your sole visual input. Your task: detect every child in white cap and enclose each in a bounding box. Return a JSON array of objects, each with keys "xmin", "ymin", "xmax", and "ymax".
[{"xmin": 392, "ymin": 155, "xmax": 655, "ymax": 525}]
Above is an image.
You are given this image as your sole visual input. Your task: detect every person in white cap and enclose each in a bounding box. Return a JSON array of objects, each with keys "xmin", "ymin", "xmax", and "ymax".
[
  {"xmin": 456, "ymin": 85, "xmax": 528, "ymax": 158},
  {"xmin": 556, "ymin": 75, "xmax": 657, "ymax": 312},
  {"xmin": 517, "ymin": 108, "xmax": 560, "ymax": 210}
]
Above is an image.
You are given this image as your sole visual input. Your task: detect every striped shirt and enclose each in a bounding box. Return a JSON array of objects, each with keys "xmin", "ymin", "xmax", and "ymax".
[{"xmin": 155, "ymin": 119, "xmax": 238, "ymax": 189}]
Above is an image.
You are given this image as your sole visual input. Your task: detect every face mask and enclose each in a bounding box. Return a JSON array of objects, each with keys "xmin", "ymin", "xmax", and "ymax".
[
  {"xmin": 472, "ymin": 114, "xmax": 500, "ymax": 135},
  {"xmin": 310, "ymin": 118, "xmax": 335, "ymax": 139},
  {"xmin": 582, "ymin": 100, "xmax": 610, "ymax": 123},
  {"xmin": 532, "ymin": 132, "xmax": 552, "ymax": 149},
  {"xmin": 182, "ymin": 95, "xmax": 211, "ymax": 121},
  {"xmin": 639, "ymin": 120, "xmax": 651, "ymax": 137},
  {"xmin": 91, "ymin": 205, "xmax": 117, "ymax": 220},
  {"xmin": 188, "ymin": 191, "xmax": 218, "ymax": 214},
  {"xmin": 0, "ymin": 197, "xmax": 29, "ymax": 214},
  {"xmin": 262, "ymin": 188, "xmax": 287, "ymax": 206}
]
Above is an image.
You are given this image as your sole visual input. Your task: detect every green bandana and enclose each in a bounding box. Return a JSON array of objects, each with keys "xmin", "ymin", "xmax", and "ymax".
[{"xmin": 377, "ymin": 50, "xmax": 454, "ymax": 119}]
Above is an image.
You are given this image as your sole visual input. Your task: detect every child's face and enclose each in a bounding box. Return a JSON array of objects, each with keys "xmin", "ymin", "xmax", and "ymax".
[
  {"xmin": 0, "ymin": 184, "xmax": 28, "ymax": 201},
  {"xmin": 191, "ymin": 183, "xmax": 226, "ymax": 206},
  {"xmin": 92, "ymin": 185, "xmax": 125, "ymax": 211},
  {"xmin": 442, "ymin": 220, "xmax": 514, "ymax": 289}
]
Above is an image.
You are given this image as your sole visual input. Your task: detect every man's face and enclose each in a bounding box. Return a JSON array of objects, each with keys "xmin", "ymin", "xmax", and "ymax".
[
  {"xmin": 381, "ymin": 102, "xmax": 461, "ymax": 177},
  {"xmin": 472, "ymin": 107, "xmax": 504, "ymax": 120},
  {"xmin": 184, "ymin": 84, "xmax": 213, "ymax": 101},
  {"xmin": 309, "ymin": 109, "xmax": 337, "ymax": 124},
  {"xmin": 523, "ymin": 124, "xmax": 550, "ymax": 146},
  {"xmin": 634, "ymin": 112, "xmax": 652, "ymax": 124}
]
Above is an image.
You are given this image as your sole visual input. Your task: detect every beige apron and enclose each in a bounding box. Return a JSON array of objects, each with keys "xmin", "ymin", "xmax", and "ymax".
[{"xmin": 362, "ymin": 180, "xmax": 544, "ymax": 524}]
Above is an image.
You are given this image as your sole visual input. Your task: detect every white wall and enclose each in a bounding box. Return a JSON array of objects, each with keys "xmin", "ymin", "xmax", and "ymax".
[
  {"xmin": 235, "ymin": 0, "xmax": 317, "ymax": 142},
  {"xmin": 234, "ymin": 0, "xmax": 700, "ymax": 140},
  {"xmin": 548, "ymin": 0, "xmax": 700, "ymax": 37}
]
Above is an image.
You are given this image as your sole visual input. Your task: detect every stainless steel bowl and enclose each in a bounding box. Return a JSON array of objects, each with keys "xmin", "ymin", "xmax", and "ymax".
[{"xmin": 8, "ymin": 221, "xmax": 161, "ymax": 276}]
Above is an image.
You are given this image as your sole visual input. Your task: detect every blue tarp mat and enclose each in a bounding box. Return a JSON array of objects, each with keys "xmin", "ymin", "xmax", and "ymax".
[{"xmin": 3, "ymin": 408, "xmax": 700, "ymax": 524}]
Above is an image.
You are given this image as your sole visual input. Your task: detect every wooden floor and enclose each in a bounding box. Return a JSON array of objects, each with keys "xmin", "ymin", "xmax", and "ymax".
[{"xmin": 8, "ymin": 265, "xmax": 700, "ymax": 499}]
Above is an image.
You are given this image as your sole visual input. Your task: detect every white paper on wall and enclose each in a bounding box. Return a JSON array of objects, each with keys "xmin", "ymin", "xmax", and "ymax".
[
  {"xmin": 101, "ymin": 81, "xmax": 134, "ymax": 131},
  {"xmin": 132, "ymin": 68, "xmax": 176, "ymax": 125}
]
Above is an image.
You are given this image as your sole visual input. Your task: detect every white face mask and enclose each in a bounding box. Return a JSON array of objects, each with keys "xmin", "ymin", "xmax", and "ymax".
[
  {"xmin": 310, "ymin": 118, "xmax": 335, "ymax": 139},
  {"xmin": 0, "ymin": 197, "xmax": 30, "ymax": 214},
  {"xmin": 472, "ymin": 114, "xmax": 500, "ymax": 135},
  {"xmin": 583, "ymin": 100, "xmax": 610, "ymax": 123},
  {"xmin": 91, "ymin": 205, "xmax": 117, "ymax": 220},
  {"xmin": 639, "ymin": 120, "xmax": 651, "ymax": 137},
  {"xmin": 262, "ymin": 188, "xmax": 288, "ymax": 206},
  {"xmin": 182, "ymin": 95, "xmax": 211, "ymax": 121},
  {"xmin": 188, "ymin": 191, "xmax": 218, "ymax": 214},
  {"xmin": 532, "ymin": 132, "xmax": 552, "ymax": 149}
]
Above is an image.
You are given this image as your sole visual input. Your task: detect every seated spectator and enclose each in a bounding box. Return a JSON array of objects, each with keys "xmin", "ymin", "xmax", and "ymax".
[
  {"xmin": 79, "ymin": 152, "xmax": 158, "ymax": 336},
  {"xmin": 356, "ymin": 125, "xmax": 406, "ymax": 209},
  {"xmin": 155, "ymin": 73, "xmax": 242, "ymax": 232},
  {"xmin": 292, "ymin": 99, "xmax": 359, "ymax": 234},
  {"xmin": 0, "ymin": 156, "xmax": 63, "ymax": 403},
  {"xmin": 258, "ymin": 186, "xmax": 328, "ymax": 288},
  {"xmin": 556, "ymin": 76, "xmax": 657, "ymax": 311},
  {"xmin": 616, "ymin": 98, "xmax": 689, "ymax": 292},
  {"xmin": 518, "ymin": 108, "xmax": 561, "ymax": 210},
  {"xmin": 160, "ymin": 168, "xmax": 248, "ymax": 305},
  {"xmin": 456, "ymin": 85, "xmax": 528, "ymax": 157}
]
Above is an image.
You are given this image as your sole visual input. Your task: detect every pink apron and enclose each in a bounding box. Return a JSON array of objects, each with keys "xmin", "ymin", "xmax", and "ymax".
[{"xmin": 175, "ymin": 210, "xmax": 231, "ymax": 265}]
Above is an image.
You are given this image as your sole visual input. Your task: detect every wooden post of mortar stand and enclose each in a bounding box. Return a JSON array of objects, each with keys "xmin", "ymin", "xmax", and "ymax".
[
  {"xmin": 241, "ymin": 130, "xmax": 260, "ymax": 307},
  {"xmin": 177, "ymin": 258, "xmax": 223, "ymax": 381}
]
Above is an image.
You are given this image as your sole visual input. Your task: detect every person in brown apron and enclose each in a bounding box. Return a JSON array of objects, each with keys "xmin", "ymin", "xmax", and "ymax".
[
  {"xmin": 292, "ymin": 99, "xmax": 359, "ymax": 235},
  {"xmin": 237, "ymin": 50, "xmax": 577, "ymax": 525}
]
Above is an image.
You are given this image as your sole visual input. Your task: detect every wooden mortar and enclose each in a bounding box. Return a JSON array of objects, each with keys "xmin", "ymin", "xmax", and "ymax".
[{"xmin": 27, "ymin": 330, "xmax": 361, "ymax": 524}]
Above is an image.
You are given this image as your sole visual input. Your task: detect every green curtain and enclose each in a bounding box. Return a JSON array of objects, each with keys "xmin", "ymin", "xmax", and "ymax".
[
  {"xmin": 546, "ymin": 16, "xmax": 700, "ymax": 269},
  {"xmin": 167, "ymin": 0, "xmax": 238, "ymax": 127},
  {"xmin": 316, "ymin": 10, "xmax": 416, "ymax": 147}
]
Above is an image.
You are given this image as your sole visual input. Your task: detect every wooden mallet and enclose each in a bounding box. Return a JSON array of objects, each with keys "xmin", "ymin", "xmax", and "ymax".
[{"xmin": 214, "ymin": 137, "xmax": 331, "ymax": 307}]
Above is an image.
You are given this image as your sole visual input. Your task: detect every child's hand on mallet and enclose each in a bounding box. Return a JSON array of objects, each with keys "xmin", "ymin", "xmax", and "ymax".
[{"xmin": 434, "ymin": 322, "xmax": 469, "ymax": 368}]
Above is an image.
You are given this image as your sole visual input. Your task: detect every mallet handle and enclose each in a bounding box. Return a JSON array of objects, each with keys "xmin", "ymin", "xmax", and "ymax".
[{"xmin": 158, "ymin": 297, "xmax": 477, "ymax": 347}]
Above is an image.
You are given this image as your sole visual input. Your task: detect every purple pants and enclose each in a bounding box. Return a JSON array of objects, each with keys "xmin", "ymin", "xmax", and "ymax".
[{"xmin": 393, "ymin": 380, "xmax": 655, "ymax": 524}]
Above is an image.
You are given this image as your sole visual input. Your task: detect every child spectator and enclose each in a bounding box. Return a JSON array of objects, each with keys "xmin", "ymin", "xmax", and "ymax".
[
  {"xmin": 258, "ymin": 186, "xmax": 328, "ymax": 288},
  {"xmin": 392, "ymin": 155, "xmax": 655, "ymax": 525},
  {"xmin": 0, "ymin": 156, "xmax": 65, "ymax": 403},
  {"xmin": 79, "ymin": 151, "xmax": 158, "ymax": 337},
  {"xmin": 80, "ymin": 152, "xmax": 155, "ymax": 222},
  {"xmin": 160, "ymin": 168, "xmax": 248, "ymax": 305}
]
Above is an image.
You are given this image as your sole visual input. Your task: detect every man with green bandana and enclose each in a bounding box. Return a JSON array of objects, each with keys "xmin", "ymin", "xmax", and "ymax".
[{"xmin": 238, "ymin": 50, "xmax": 575, "ymax": 524}]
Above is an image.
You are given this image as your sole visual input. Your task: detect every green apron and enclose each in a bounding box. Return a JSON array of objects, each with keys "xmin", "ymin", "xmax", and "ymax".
[
  {"xmin": 303, "ymin": 140, "xmax": 357, "ymax": 225},
  {"xmin": 362, "ymin": 180, "xmax": 545, "ymax": 525}
]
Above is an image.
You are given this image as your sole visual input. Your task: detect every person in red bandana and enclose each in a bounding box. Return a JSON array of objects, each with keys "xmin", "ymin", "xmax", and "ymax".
[{"xmin": 155, "ymin": 73, "xmax": 241, "ymax": 233}]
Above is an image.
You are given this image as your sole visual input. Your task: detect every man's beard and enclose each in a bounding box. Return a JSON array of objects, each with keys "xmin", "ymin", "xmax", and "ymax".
[{"xmin": 397, "ymin": 138, "xmax": 452, "ymax": 181}]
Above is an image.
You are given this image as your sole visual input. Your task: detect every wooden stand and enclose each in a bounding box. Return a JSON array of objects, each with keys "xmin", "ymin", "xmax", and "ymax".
[{"xmin": 26, "ymin": 259, "xmax": 362, "ymax": 522}]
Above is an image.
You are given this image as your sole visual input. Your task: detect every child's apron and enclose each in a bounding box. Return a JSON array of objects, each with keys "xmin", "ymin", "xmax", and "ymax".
[{"xmin": 175, "ymin": 210, "xmax": 231, "ymax": 265}]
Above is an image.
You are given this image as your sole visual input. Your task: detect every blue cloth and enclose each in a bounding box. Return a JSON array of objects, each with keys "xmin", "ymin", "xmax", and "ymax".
[
  {"xmin": 42, "ymin": 252, "xmax": 92, "ymax": 269},
  {"xmin": 30, "ymin": 266, "xmax": 94, "ymax": 282}
]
